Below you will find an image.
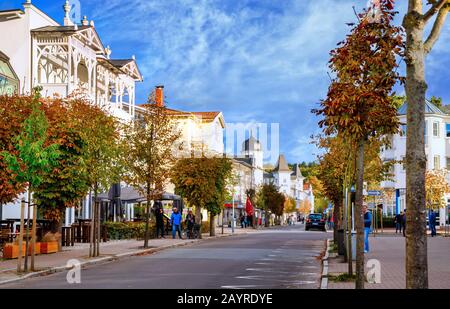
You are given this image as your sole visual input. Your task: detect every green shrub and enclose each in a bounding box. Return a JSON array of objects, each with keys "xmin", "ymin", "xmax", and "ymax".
[
  {"xmin": 329, "ymin": 273, "xmax": 356, "ymax": 282},
  {"xmin": 104, "ymin": 221, "xmax": 155, "ymax": 240},
  {"xmin": 374, "ymin": 216, "xmax": 395, "ymax": 228}
]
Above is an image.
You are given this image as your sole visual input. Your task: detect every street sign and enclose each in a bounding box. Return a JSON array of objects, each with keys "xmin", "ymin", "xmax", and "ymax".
[{"xmin": 367, "ymin": 190, "xmax": 381, "ymax": 196}]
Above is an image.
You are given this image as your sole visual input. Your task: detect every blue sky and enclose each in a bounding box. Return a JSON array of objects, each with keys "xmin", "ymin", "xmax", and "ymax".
[{"xmin": 2, "ymin": 0, "xmax": 450, "ymax": 164}]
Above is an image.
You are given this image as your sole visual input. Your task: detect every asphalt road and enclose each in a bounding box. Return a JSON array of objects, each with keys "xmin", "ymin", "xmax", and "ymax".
[{"xmin": 2, "ymin": 224, "xmax": 329, "ymax": 289}]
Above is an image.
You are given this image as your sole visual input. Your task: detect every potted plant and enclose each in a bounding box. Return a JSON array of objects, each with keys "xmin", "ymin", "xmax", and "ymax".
[
  {"xmin": 2, "ymin": 239, "xmax": 41, "ymax": 259},
  {"xmin": 40, "ymin": 232, "xmax": 59, "ymax": 254}
]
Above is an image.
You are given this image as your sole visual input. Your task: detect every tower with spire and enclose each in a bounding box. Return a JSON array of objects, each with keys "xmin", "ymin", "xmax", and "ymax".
[{"xmin": 241, "ymin": 133, "xmax": 264, "ymax": 186}]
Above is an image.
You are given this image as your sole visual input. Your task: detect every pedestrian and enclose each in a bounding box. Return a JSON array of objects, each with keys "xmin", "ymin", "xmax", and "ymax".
[
  {"xmin": 363, "ymin": 204, "xmax": 372, "ymax": 253},
  {"xmin": 240, "ymin": 215, "xmax": 245, "ymax": 228},
  {"xmin": 429, "ymin": 210, "xmax": 437, "ymax": 237},
  {"xmin": 401, "ymin": 209, "xmax": 407, "ymax": 237},
  {"xmin": 244, "ymin": 214, "xmax": 248, "ymax": 228},
  {"xmin": 171, "ymin": 207, "xmax": 183, "ymax": 239},
  {"xmin": 394, "ymin": 212, "xmax": 403, "ymax": 234},
  {"xmin": 155, "ymin": 207, "xmax": 165, "ymax": 238},
  {"xmin": 185, "ymin": 210, "xmax": 195, "ymax": 239}
]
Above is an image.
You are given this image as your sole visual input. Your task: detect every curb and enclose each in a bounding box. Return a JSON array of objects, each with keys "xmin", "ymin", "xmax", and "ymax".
[
  {"xmin": 320, "ymin": 239, "xmax": 331, "ymax": 289},
  {"xmin": 0, "ymin": 232, "xmax": 238, "ymax": 286}
]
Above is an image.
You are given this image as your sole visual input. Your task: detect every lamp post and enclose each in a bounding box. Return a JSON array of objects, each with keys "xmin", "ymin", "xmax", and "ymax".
[{"xmin": 231, "ymin": 192, "xmax": 235, "ymax": 234}]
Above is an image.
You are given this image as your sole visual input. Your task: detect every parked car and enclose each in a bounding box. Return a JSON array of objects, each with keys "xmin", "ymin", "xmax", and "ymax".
[{"xmin": 305, "ymin": 213, "xmax": 326, "ymax": 231}]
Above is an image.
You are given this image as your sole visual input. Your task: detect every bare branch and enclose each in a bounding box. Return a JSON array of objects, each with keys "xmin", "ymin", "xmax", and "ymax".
[
  {"xmin": 423, "ymin": 0, "xmax": 448, "ymax": 23},
  {"xmin": 424, "ymin": 5, "xmax": 450, "ymax": 54}
]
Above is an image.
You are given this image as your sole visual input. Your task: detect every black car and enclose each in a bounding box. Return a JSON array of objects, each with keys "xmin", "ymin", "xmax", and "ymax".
[{"xmin": 305, "ymin": 213, "xmax": 326, "ymax": 231}]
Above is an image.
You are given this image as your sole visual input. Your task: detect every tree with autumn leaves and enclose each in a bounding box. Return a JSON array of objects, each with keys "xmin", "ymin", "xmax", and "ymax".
[
  {"xmin": 425, "ymin": 169, "xmax": 449, "ymax": 210},
  {"xmin": 314, "ymin": 1, "xmax": 403, "ymax": 288},
  {"xmin": 0, "ymin": 91, "xmax": 122, "ymax": 262},
  {"xmin": 171, "ymin": 156, "xmax": 233, "ymax": 238},
  {"xmin": 123, "ymin": 95, "xmax": 181, "ymax": 248},
  {"xmin": 256, "ymin": 183, "xmax": 286, "ymax": 227}
]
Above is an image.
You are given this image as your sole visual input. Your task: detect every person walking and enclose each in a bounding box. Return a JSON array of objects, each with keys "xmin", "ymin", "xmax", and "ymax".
[
  {"xmin": 394, "ymin": 212, "xmax": 403, "ymax": 234},
  {"xmin": 363, "ymin": 204, "xmax": 372, "ymax": 253},
  {"xmin": 240, "ymin": 215, "xmax": 245, "ymax": 228},
  {"xmin": 185, "ymin": 210, "xmax": 195, "ymax": 239},
  {"xmin": 401, "ymin": 209, "xmax": 407, "ymax": 237},
  {"xmin": 155, "ymin": 207, "xmax": 165, "ymax": 238},
  {"xmin": 171, "ymin": 207, "xmax": 183, "ymax": 239},
  {"xmin": 429, "ymin": 210, "xmax": 437, "ymax": 237}
]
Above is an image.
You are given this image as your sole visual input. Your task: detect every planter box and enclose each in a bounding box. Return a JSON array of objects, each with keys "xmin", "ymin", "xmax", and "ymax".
[
  {"xmin": 32, "ymin": 242, "xmax": 41, "ymax": 255},
  {"xmin": 2, "ymin": 243, "xmax": 40, "ymax": 259},
  {"xmin": 40, "ymin": 242, "xmax": 58, "ymax": 254}
]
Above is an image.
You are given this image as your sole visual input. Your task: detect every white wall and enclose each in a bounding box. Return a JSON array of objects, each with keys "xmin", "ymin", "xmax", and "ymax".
[{"xmin": 0, "ymin": 4, "xmax": 59, "ymax": 94}]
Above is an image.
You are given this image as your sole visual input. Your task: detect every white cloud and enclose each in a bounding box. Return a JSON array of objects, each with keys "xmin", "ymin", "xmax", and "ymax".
[{"xmin": 82, "ymin": 0, "xmax": 440, "ymax": 163}]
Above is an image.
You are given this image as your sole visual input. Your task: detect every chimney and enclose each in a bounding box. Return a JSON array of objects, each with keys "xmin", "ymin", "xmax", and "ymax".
[
  {"xmin": 82, "ymin": 16, "xmax": 89, "ymax": 26},
  {"xmin": 155, "ymin": 85, "xmax": 164, "ymax": 107}
]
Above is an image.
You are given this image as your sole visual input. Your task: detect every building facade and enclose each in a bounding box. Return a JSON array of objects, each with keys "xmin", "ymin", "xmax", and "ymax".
[
  {"xmin": 0, "ymin": 1, "xmax": 142, "ymax": 222},
  {"xmin": 380, "ymin": 101, "xmax": 450, "ymax": 226},
  {"xmin": 264, "ymin": 154, "xmax": 314, "ymax": 214}
]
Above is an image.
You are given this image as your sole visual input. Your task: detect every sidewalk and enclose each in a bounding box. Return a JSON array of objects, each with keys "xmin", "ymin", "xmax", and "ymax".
[
  {"xmin": 0, "ymin": 226, "xmax": 257, "ymax": 285},
  {"xmin": 326, "ymin": 234, "xmax": 450, "ymax": 289}
]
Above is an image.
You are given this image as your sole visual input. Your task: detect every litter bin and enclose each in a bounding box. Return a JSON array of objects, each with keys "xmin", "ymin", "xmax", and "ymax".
[{"xmin": 337, "ymin": 229, "xmax": 345, "ymax": 255}]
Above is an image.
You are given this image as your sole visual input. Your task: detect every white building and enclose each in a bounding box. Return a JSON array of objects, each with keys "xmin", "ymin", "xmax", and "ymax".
[
  {"xmin": 0, "ymin": 1, "xmax": 142, "ymax": 222},
  {"xmin": 264, "ymin": 154, "xmax": 314, "ymax": 214},
  {"xmin": 380, "ymin": 100, "xmax": 449, "ymax": 226}
]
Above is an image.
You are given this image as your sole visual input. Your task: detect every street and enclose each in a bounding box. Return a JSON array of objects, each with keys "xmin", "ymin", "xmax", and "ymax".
[{"xmin": 2, "ymin": 225, "xmax": 329, "ymax": 289}]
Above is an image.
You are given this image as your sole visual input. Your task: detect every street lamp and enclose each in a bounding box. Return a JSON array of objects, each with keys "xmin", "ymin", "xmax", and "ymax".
[{"xmin": 231, "ymin": 192, "xmax": 235, "ymax": 233}]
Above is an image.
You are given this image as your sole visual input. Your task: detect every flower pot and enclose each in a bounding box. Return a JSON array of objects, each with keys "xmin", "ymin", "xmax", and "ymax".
[
  {"xmin": 2, "ymin": 243, "xmax": 42, "ymax": 259},
  {"xmin": 40, "ymin": 241, "xmax": 58, "ymax": 254},
  {"xmin": 2, "ymin": 243, "xmax": 24, "ymax": 259},
  {"xmin": 32, "ymin": 242, "xmax": 41, "ymax": 255}
]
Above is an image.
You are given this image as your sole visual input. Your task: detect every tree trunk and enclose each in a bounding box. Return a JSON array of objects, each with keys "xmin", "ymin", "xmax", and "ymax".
[
  {"xmin": 89, "ymin": 187, "xmax": 97, "ymax": 258},
  {"xmin": 144, "ymin": 198, "xmax": 151, "ymax": 248},
  {"xmin": 17, "ymin": 199, "xmax": 25, "ymax": 273},
  {"xmin": 195, "ymin": 206, "xmax": 202, "ymax": 239},
  {"xmin": 209, "ymin": 213, "xmax": 215, "ymax": 237},
  {"xmin": 355, "ymin": 138, "xmax": 365, "ymax": 289},
  {"xmin": 333, "ymin": 199, "xmax": 341, "ymax": 243},
  {"xmin": 24, "ymin": 194, "xmax": 30, "ymax": 272},
  {"xmin": 347, "ymin": 188, "xmax": 353, "ymax": 276},
  {"xmin": 30, "ymin": 202, "xmax": 37, "ymax": 271},
  {"xmin": 96, "ymin": 199, "xmax": 101, "ymax": 256},
  {"xmin": 404, "ymin": 6, "xmax": 428, "ymax": 289}
]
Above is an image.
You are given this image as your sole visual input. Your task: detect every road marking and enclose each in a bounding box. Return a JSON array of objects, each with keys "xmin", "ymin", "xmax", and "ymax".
[{"xmin": 221, "ymin": 285, "xmax": 260, "ymax": 289}]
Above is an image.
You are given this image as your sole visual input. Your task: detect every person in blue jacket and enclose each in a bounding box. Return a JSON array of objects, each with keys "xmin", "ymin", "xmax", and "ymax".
[
  {"xmin": 363, "ymin": 204, "xmax": 372, "ymax": 253},
  {"xmin": 171, "ymin": 207, "xmax": 183, "ymax": 239},
  {"xmin": 429, "ymin": 210, "xmax": 437, "ymax": 237}
]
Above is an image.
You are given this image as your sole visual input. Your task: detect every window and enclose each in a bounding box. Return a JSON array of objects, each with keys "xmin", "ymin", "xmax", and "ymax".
[
  {"xmin": 401, "ymin": 124, "xmax": 407, "ymax": 136},
  {"xmin": 434, "ymin": 155, "xmax": 440, "ymax": 170},
  {"xmin": 401, "ymin": 156, "xmax": 405, "ymax": 171},
  {"xmin": 446, "ymin": 157, "xmax": 450, "ymax": 170},
  {"xmin": 433, "ymin": 122, "xmax": 440, "ymax": 137},
  {"xmin": 446, "ymin": 124, "xmax": 450, "ymax": 137},
  {"xmin": 0, "ymin": 52, "xmax": 19, "ymax": 96}
]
